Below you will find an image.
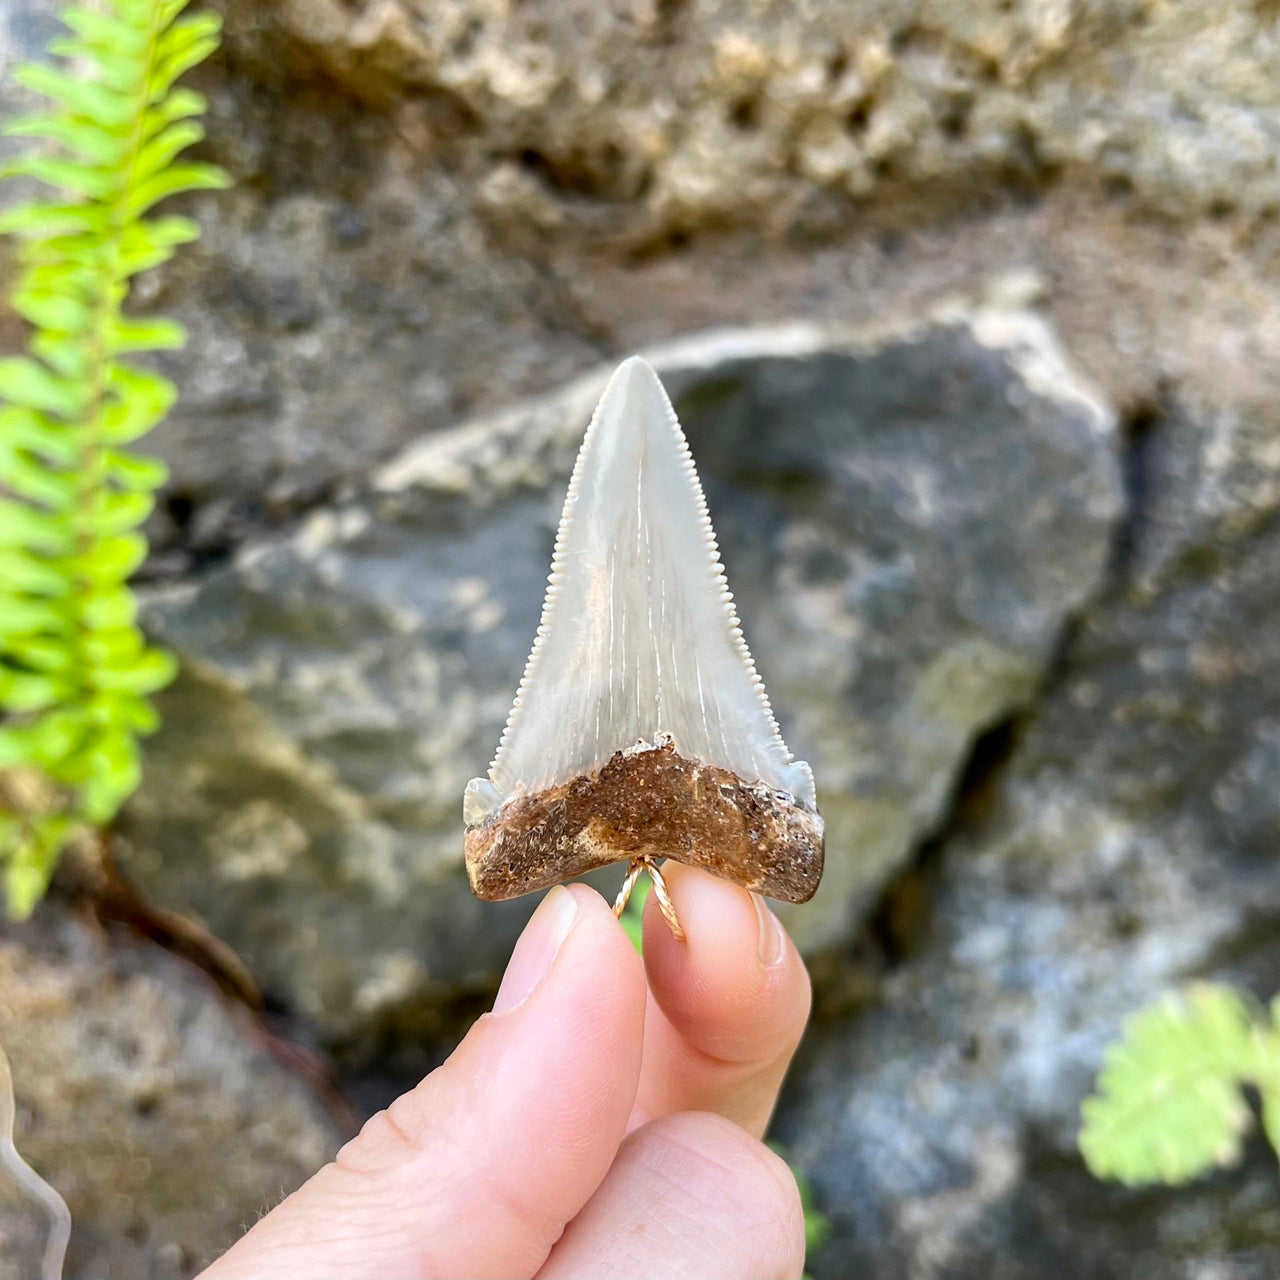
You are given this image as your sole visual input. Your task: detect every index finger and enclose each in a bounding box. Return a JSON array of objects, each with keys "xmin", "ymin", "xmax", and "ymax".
[{"xmin": 631, "ymin": 863, "xmax": 812, "ymax": 1138}]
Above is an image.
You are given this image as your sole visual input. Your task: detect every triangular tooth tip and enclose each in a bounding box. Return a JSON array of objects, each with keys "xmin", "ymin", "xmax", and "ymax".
[
  {"xmin": 600, "ymin": 355, "xmax": 668, "ymax": 418},
  {"xmin": 472, "ymin": 354, "xmax": 817, "ymax": 822}
]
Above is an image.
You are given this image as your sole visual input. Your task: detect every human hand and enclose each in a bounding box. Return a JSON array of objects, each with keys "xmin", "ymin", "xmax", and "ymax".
[{"xmin": 200, "ymin": 864, "xmax": 813, "ymax": 1279}]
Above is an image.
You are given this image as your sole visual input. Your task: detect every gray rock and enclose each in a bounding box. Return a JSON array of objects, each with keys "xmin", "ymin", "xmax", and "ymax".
[
  {"xmin": 223, "ymin": 0, "xmax": 1278, "ymax": 234},
  {"xmin": 118, "ymin": 312, "xmax": 1121, "ymax": 1045},
  {"xmin": 775, "ymin": 400, "xmax": 1280, "ymax": 1279},
  {"xmin": 1, "ymin": 0, "xmax": 1272, "ymax": 575},
  {"xmin": 0, "ymin": 905, "xmax": 343, "ymax": 1279}
]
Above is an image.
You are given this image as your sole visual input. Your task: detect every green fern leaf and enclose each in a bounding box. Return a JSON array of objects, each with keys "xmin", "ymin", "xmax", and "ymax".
[
  {"xmin": 0, "ymin": 356, "xmax": 87, "ymax": 417},
  {"xmin": 61, "ymin": 6, "xmax": 150, "ymax": 53},
  {"xmin": 123, "ymin": 160, "xmax": 230, "ymax": 219},
  {"xmin": 3, "ymin": 115, "xmax": 127, "ymax": 166},
  {"xmin": 1080, "ymin": 984, "xmax": 1269, "ymax": 1186},
  {"xmin": 0, "ymin": 201, "xmax": 107, "ymax": 237},
  {"xmin": 0, "ymin": 0, "xmax": 228, "ymax": 916},
  {"xmin": 103, "ymin": 449, "xmax": 168, "ymax": 490},
  {"xmin": 10, "ymin": 285, "xmax": 94, "ymax": 334},
  {"xmin": 12, "ymin": 64, "xmax": 133, "ymax": 126},
  {"xmin": 106, "ymin": 315, "xmax": 187, "ymax": 352}
]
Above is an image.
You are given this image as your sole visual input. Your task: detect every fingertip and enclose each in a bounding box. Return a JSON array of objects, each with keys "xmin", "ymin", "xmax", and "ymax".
[
  {"xmin": 642, "ymin": 864, "xmax": 811, "ymax": 1064},
  {"xmin": 488, "ymin": 878, "xmax": 647, "ymax": 1053},
  {"xmin": 535, "ymin": 1111, "xmax": 807, "ymax": 1280},
  {"xmin": 560, "ymin": 880, "xmax": 647, "ymax": 997}
]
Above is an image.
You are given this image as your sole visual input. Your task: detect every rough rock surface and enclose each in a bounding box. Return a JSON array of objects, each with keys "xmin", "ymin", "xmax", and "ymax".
[
  {"xmin": 222, "ymin": 0, "xmax": 1278, "ymax": 233},
  {"xmin": 118, "ymin": 313, "xmax": 1121, "ymax": 1045},
  {"xmin": 6, "ymin": 0, "xmax": 1274, "ymax": 553},
  {"xmin": 775, "ymin": 397, "xmax": 1280, "ymax": 1279},
  {"xmin": 0, "ymin": 905, "xmax": 344, "ymax": 1279}
]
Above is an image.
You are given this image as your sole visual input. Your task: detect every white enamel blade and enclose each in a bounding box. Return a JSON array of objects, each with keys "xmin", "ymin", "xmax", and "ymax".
[{"xmin": 467, "ymin": 356, "xmax": 815, "ymax": 822}]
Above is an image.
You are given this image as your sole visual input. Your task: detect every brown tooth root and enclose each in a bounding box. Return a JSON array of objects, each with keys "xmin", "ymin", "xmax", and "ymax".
[
  {"xmin": 462, "ymin": 356, "xmax": 824, "ymax": 910},
  {"xmin": 465, "ymin": 738, "xmax": 824, "ymax": 905}
]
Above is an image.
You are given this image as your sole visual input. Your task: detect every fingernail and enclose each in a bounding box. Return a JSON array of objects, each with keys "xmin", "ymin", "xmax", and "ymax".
[
  {"xmin": 492, "ymin": 885, "xmax": 578, "ymax": 1014},
  {"xmin": 753, "ymin": 893, "xmax": 786, "ymax": 967}
]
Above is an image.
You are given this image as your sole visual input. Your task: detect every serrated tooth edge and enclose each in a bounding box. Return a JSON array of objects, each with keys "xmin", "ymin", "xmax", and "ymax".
[{"xmin": 487, "ymin": 359, "xmax": 796, "ymax": 787}]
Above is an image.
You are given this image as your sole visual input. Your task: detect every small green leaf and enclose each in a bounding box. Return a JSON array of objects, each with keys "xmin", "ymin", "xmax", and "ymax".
[
  {"xmin": 0, "ymin": 497, "xmax": 67, "ymax": 552},
  {"xmin": 82, "ymin": 625, "xmax": 143, "ymax": 666},
  {"xmin": 3, "ymin": 113, "xmax": 127, "ymax": 166},
  {"xmin": 6, "ymin": 633, "xmax": 76, "ymax": 673},
  {"xmin": 0, "ymin": 548, "xmax": 68, "ymax": 595},
  {"xmin": 3, "ymin": 817, "xmax": 70, "ymax": 920},
  {"xmin": 103, "ymin": 364, "xmax": 177, "ymax": 441},
  {"xmin": 0, "ymin": 356, "xmax": 86, "ymax": 418},
  {"xmin": 1261, "ymin": 1086, "xmax": 1279, "ymax": 1156},
  {"xmin": 0, "ymin": 201, "xmax": 107, "ymax": 238},
  {"xmin": 61, "ymin": 5, "xmax": 150, "ymax": 55},
  {"xmin": 89, "ymin": 645, "xmax": 176, "ymax": 695},
  {"xmin": 24, "ymin": 710, "xmax": 87, "ymax": 769},
  {"xmin": 133, "ymin": 120, "xmax": 205, "ymax": 183},
  {"xmin": 106, "ymin": 690, "xmax": 160, "ymax": 734},
  {"xmin": 123, "ymin": 161, "xmax": 231, "ymax": 219},
  {"xmin": 11, "ymin": 63, "xmax": 134, "ymax": 127},
  {"xmin": 104, "ymin": 449, "xmax": 168, "ymax": 491},
  {"xmin": 117, "ymin": 215, "xmax": 199, "ymax": 274},
  {"xmin": 1080, "ymin": 985, "xmax": 1264, "ymax": 1187},
  {"xmin": 0, "ymin": 155, "xmax": 117, "ymax": 201},
  {"xmin": 80, "ymin": 585, "xmax": 138, "ymax": 631},
  {"xmin": 107, "ymin": 315, "xmax": 188, "ymax": 353},
  {"xmin": 0, "ymin": 593, "xmax": 71, "ymax": 634},
  {"xmin": 80, "ymin": 730, "xmax": 140, "ymax": 823},
  {"xmin": 0, "ymin": 406, "xmax": 82, "ymax": 465},
  {"xmin": 0, "ymin": 444, "xmax": 77, "ymax": 507},
  {"xmin": 141, "ymin": 88, "xmax": 207, "ymax": 142},
  {"xmin": 78, "ymin": 531, "xmax": 148, "ymax": 582},
  {"xmin": 147, "ymin": 16, "xmax": 222, "ymax": 100},
  {"xmin": 0, "ymin": 669, "xmax": 71, "ymax": 713},
  {"xmin": 11, "ymin": 284, "xmax": 94, "ymax": 333},
  {"xmin": 92, "ymin": 488, "xmax": 155, "ymax": 535},
  {"xmin": 28, "ymin": 340, "xmax": 91, "ymax": 387}
]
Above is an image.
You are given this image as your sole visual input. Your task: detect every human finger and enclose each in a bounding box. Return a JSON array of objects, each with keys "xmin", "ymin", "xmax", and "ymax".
[
  {"xmin": 535, "ymin": 1111, "xmax": 805, "ymax": 1280},
  {"xmin": 632, "ymin": 863, "xmax": 811, "ymax": 1137},
  {"xmin": 201, "ymin": 884, "xmax": 646, "ymax": 1280}
]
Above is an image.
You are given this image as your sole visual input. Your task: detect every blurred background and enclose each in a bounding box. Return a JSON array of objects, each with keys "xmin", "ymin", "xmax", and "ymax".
[{"xmin": 0, "ymin": 0, "xmax": 1277, "ymax": 1276}]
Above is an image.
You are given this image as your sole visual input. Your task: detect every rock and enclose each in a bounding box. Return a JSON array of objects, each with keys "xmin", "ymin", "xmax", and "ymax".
[
  {"xmin": 117, "ymin": 312, "xmax": 1121, "ymax": 1046},
  {"xmin": 0, "ymin": 905, "xmax": 344, "ymax": 1279},
  {"xmin": 774, "ymin": 399, "xmax": 1280, "ymax": 1279},
  {"xmin": 0, "ymin": 0, "xmax": 1272, "ymax": 573},
  {"xmin": 222, "ymin": 0, "xmax": 1278, "ymax": 234}
]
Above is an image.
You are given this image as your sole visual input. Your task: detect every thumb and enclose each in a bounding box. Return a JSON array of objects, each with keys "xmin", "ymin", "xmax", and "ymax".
[{"xmin": 202, "ymin": 885, "xmax": 646, "ymax": 1280}]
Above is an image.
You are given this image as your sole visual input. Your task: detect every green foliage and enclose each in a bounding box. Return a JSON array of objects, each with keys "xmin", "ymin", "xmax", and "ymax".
[
  {"xmin": 1080, "ymin": 984, "xmax": 1280, "ymax": 1186},
  {"xmin": 0, "ymin": 0, "xmax": 228, "ymax": 916}
]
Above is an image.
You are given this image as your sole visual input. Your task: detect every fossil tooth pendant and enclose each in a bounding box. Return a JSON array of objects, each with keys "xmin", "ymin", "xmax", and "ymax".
[{"xmin": 463, "ymin": 357, "xmax": 824, "ymax": 929}]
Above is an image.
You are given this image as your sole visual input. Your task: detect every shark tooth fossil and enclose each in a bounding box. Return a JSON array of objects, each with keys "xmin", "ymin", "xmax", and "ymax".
[{"xmin": 463, "ymin": 356, "xmax": 823, "ymax": 924}]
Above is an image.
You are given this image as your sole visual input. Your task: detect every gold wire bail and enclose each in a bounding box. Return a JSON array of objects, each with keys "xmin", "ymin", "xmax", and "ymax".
[{"xmin": 612, "ymin": 855, "xmax": 686, "ymax": 941}]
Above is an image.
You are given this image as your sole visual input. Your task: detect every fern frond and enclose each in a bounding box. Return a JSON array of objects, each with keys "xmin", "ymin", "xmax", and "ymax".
[
  {"xmin": 0, "ymin": 0, "xmax": 227, "ymax": 916},
  {"xmin": 1079, "ymin": 984, "xmax": 1279, "ymax": 1187}
]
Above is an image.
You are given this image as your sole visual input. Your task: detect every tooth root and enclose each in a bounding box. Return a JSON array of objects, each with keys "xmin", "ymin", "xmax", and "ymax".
[{"xmin": 464, "ymin": 356, "xmax": 823, "ymax": 905}]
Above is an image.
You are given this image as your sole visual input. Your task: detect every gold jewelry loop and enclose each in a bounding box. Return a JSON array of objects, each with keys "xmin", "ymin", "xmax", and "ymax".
[
  {"xmin": 645, "ymin": 859, "xmax": 685, "ymax": 941},
  {"xmin": 611, "ymin": 856, "xmax": 686, "ymax": 941},
  {"xmin": 612, "ymin": 858, "xmax": 646, "ymax": 919}
]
